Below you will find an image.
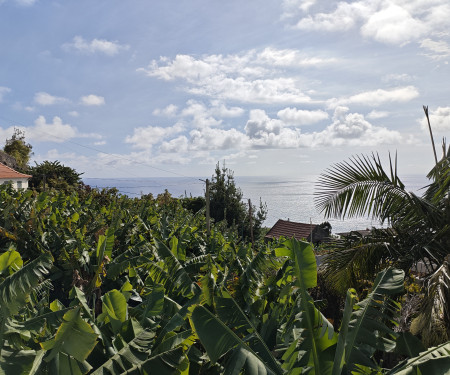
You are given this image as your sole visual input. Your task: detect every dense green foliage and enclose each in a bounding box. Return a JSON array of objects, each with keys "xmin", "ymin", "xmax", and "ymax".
[
  {"xmin": 315, "ymin": 143, "xmax": 450, "ymax": 347},
  {"xmin": 28, "ymin": 160, "xmax": 83, "ymax": 192},
  {"xmin": 0, "ymin": 186, "xmax": 448, "ymax": 374},
  {"xmin": 2, "ymin": 128, "xmax": 33, "ymax": 171},
  {"xmin": 209, "ymin": 163, "xmax": 267, "ymax": 241}
]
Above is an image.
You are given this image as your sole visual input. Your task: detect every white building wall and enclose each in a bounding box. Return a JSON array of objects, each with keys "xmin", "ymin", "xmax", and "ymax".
[{"xmin": 0, "ymin": 178, "xmax": 29, "ymax": 190}]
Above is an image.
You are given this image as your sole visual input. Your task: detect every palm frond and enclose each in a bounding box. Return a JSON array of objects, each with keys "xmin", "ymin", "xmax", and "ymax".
[{"xmin": 315, "ymin": 153, "xmax": 410, "ymax": 222}]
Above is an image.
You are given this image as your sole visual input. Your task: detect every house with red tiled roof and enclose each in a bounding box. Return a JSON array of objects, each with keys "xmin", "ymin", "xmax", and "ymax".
[
  {"xmin": 0, "ymin": 162, "xmax": 32, "ymax": 190},
  {"xmin": 265, "ymin": 219, "xmax": 330, "ymax": 244}
]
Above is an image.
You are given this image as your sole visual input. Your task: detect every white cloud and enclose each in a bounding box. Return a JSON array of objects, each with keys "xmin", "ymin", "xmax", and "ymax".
[
  {"xmin": 0, "ymin": 86, "xmax": 11, "ymax": 102},
  {"xmin": 153, "ymin": 104, "xmax": 178, "ymax": 117},
  {"xmin": 291, "ymin": 1, "xmax": 450, "ymax": 47},
  {"xmin": 62, "ymin": 36, "xmax": 129, "ymax": 56},
  {"xmin": 189, "ymin": 127, "xmax": 249, "ymax": 151},
  {"xmin": 420, "ymin": 106, "xmax": 450, "ymax": 132},
  {"xmin": 94, "ymin": 140, "xmax": 106, "ymax": 146},
  {"xmin": 295, "ymin": 1, "xmax": 371, "ymax": 32},
  {"xmin": 0, "ymin": 116, "xmax": 102, "ymax": 143},
  {"xmin": 125, "ymin": 123, "xmax": 185, "ymax": 150},
  {"xmin": 68, "ymin": 111, "xmax": 79, "ymax": 117},
  {"xmin": 34, "ymin": 92, "xmax": 68, "ymax": 106},
  {"xmin": 328, "ymin": 86, "xmax": 419, "ymax": 108},
  {"xmin": 361, "ymin": 4, "xmax": 426, "ymax": 45},
  {"xmin": 307, "ymin": 106, "xmax": 403, "ymax": 147},
  {"xmin": 367, "ymin": 110, "xmax": 389, "ymax": 119},
  {"xmin": 208, "ymin": 100, "xmax": 245, "ymax": 118},
  {"xmin": 122, "ymin": 106, "xmax": 407, "ymax": 163},
  {"xmin": 80, "ymin": 94, "xmax": 105, "ymax": 106},
  {"xmin": 277, "ymin": 107, "xmax": 329, "ymax": 125},
  {"xmin": 382, "ymin": 73, "xmax": 414, "ymax": 83},
  {"xmin": 257, "ymin": 47, "xmax": 338, "ymax": 67},
  {"xmin": 28, "ymin": 116, "xmax": 77, "ymax": 142},
  {"xmin": 139, "ymin": 48, "xmax": 337, "ymax": 104},
  {"xmin": 281, "ymin": 0, "xmax": 317, "ymax": 19},
  {"xmin": 420, "ymin": 38, "xmax": 450, "ymax": 60},
  {"xmin": 160, "ymin": 136, "xmax": 189, "ymax": 153}
]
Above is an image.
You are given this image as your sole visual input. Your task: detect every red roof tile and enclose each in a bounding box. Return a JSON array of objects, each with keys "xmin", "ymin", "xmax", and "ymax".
[
  {"xmin": 0, "ymin": 162, "xmax": 32, "ymax": 179},
  {"xmin": 265, "ymin": 219, "xmax": 317, "ymax": 241}
]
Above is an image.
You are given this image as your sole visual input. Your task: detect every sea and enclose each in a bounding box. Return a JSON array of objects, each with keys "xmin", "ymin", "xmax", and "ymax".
[{"xmin": 83, "ymin": 175, "xmax": 428, "ymax": 235}]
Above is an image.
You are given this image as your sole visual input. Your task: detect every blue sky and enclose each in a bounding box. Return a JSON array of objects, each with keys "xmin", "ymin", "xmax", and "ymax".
[{"xmin": 0, "ymin": 0, "xmax": 449, "ymax": 178}]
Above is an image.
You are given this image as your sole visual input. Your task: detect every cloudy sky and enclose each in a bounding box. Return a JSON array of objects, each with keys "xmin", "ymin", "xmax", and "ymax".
[{"xmin": 0, "ymin": 0, "xmax": 449, "ymax": 178}]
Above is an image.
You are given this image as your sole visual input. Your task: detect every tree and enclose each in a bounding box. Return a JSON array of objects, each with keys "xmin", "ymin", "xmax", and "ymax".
[
  {"xmin": 28, "ymin": 160, "xmax": 83, "ymax": 192},
  {"xmin": 209, "ymin": 162, "xmax": 267, "ymax": 241},
  {"xmin": 315, "ymin": 143, "xmax": 450, "ymax": 344},
  {"xmin": 3, "ymin": 128, "xmax": 32, "ymax": 171}
]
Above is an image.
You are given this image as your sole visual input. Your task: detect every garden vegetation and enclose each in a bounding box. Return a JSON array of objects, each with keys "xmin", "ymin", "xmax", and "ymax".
[{"xmin": 0, "ymin": 136, "xmax": 449, "ymax": 373}]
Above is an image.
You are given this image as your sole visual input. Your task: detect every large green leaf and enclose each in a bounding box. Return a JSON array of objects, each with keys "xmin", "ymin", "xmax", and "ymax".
[
  {"xmin": 41, "ymin": 306, "xmax": 98, "ymax": 363},
  {"xmin": 0, "ymin": 247, "xmax": 23, "ymax": 276},
  {"xmin": 331, "ymin": 288, "xmax": 358, "ymax": 375},
  {"xmin": 124, "ymin": 347, "xmax": 188, "ymax": 375},
  {"xmin": 389, "ymin": 341, "xmax": 450, "ymax": 375},
  {"xmin": 0, "ymin": 253, "xmax": 53, "ymax": 318},
  {"xmin": 275, "ymin": 239, "xmax": 317, "ymax": 289},
  {"xmin": 150, "ymin": 239, "xmax": 199, "ymax": 298},
  {"xmin": 215, "ymin": 295, "xmax": 283, "ymax": 375},
  {"xmin": 0, "ymin": 349, "xmax": 44, "ymax": 375},
  {"xmin": 277, "ymin": 239, "xmax": 336, "ymax": 374},
  {"xmin": 344, "ymin": 268, "xmax": 404, "ymax": 371},
  {"xmin": 99, "ymin": 289, "xmax": 128, "ymax": 335},
  {"xmin": 190, "ymin": 305, "xmax": 276, "ymax": 374},
  {"xmin": 92, "ymin": 330, "xmax": 156, "ymax": 374}
]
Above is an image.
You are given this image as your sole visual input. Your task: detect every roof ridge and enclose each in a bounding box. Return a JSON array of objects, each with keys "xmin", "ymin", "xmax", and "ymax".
[{"xmin": 0, "ymin": 161, "xmax": 32, "ymax": 178}]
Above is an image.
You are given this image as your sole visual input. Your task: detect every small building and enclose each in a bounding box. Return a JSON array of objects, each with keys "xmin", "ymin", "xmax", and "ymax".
[
  {"xmin": 265, "ymin": 219, "xmax": 329, "ymax": 244},
  {"xmin": 0, "ymin": 162, "xmax": 32, "ymax": 190},
  {"xmin": 336, "ymin": 229, "xmax": 373, "ymax": 238}
]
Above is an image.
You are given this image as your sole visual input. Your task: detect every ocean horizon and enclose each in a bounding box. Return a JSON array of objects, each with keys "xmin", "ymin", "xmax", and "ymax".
[{"xmin": 83, "ymin": 174, "xmax": 428, "ymax": 234}]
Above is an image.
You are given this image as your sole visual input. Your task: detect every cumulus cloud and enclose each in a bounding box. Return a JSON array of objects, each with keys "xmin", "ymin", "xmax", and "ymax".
[
  {"xmin": 123, "ymin": 106, "xmax": 404, "ymax": 162},
  {"xmin": 420, "ymin": 38, "xmax": 450, "ymax": 60},
  {"xmin": 125, "ymin": 123, "xmax": 185, "ymax": 150},
  {"xmin": 295, "ymin": 1, "xmax": 366, "ymax": 32},
  {"xmin": 0, "ymin": 86, "xmax": 11, "ymax": 102},
  {"xmin": 420, "ymin": 106, "xmax": 450, "ymax": 132},
  {"xmin": 291, "ymin": 1, "xmax": 450, "ymax": 47},
  {"xmin": 360, "ymin": 3, "xmax": 426, "ymax": 45},
  {"xmin": 34, "ymin": 92, "xmax": 68, "ymax": 106},
  {"xmin": 28, "ymin": 116, "xmax": 76, "ymax": 142},
  {"xmin": 328, "ymin": 86, "xmax": 419, "ymax": 108},
  {"xmin": 277, "ymin": 107, "xmax": 329, "ymax": 125},
  {"xmin": 139, "ymin": 48, "xmax": 337, "ymax": 104},
  {"xmin": 281, "ymin": 0, "xmax": 317, "ymax": 19},
  {"xmin": 307, "ymin": 106, "xmax": 403, "ymax": 147},
  {"xmin": 0, "ymin": 116, "xmax": 102, "ymax": 144},
  {"xmin": 62, "ymin": 36, "xmax": 129, "ymax": 56},
  {"xmin": 80, "ymin": 94, "xmax": 105, "ymax": 106},
  {"xmin": 189, "ymin": 127, "xmax": 249, "ymax": 151},
  {"xmin": 153, "ymin": 104, "xmax": 178, "ymax": 117}
]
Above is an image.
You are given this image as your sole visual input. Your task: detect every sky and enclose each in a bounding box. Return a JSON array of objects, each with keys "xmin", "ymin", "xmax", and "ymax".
[{"xmin": 0, "ymin": 0, "xmax": 449, "ymax": 179}]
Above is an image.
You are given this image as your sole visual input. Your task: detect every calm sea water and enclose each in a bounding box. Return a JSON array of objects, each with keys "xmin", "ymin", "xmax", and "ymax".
[{"xmin": 83, "ymin": 175, "xmax": 428, "ymax": 234}]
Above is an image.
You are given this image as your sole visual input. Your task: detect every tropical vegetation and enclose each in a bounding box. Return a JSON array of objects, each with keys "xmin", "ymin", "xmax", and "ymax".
[
  {"xmin": 315, "ymin": 140, "xmax": 450, "ymax": 348},
  {"xmin": 0, "ymin": 181, "xmax": 449, "ymax": 374}
]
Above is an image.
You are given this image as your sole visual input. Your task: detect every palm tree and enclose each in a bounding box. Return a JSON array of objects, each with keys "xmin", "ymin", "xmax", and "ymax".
[{"xmin": 315, "ymin": 140, "xmax": 450, "ymax": 344}]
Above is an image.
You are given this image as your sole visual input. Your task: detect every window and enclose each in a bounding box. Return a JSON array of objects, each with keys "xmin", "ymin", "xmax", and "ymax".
[{"xmin": 17, "ymin": 181, "xmax": 22, "ymax": 189}]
